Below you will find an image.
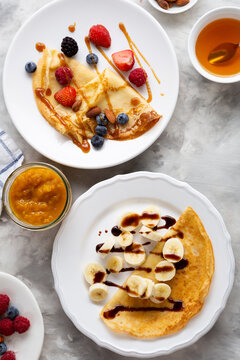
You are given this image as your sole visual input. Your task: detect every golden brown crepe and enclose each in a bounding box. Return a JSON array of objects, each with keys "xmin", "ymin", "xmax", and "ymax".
[
  {"xmin": 32, "ymin": 48, "xmax": 161, "ymax": 148},
  {"xmin": 100, "ymin": 207, "xmax": 214, "ymax": 338}
]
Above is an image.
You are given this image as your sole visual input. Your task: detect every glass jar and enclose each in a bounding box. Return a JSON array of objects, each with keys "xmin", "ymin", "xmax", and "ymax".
[{"xmin": 2, "ymin": 162, "xmax": 72, "ymax": 231}]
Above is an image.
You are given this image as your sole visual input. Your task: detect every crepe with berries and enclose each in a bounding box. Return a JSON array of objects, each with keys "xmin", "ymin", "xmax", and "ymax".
[
  {"xmin": 100, "ymin": 207, "xmax": 214, "ymax": 338},
  {"xmin": 32, "ymin": 48, "xmax": 161, "ymax": 149}
]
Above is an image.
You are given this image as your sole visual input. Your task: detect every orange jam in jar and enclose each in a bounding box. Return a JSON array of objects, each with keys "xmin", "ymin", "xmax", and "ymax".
[
  {"xmin": 9, "ymin": 167, "xmax": 67, "ymax": 226},
  {"xmin": 196, "ymin": 18, "xmax": 240, "ymax": 77}
]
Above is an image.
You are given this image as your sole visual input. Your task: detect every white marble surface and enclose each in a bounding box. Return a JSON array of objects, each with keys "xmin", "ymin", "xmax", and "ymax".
[{"xmin": 0, "ymin": 0, "xmax": 239, "ymax": 359}]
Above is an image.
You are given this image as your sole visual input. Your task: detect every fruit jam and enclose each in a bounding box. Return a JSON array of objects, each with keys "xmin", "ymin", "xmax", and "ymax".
[
  {"xmin": 195, "ymin": 18, "xmax": 240, "ymax": 77},
  {"xmin": 9, "ymin": 167, "xmax": 67, "ymax": 226}
]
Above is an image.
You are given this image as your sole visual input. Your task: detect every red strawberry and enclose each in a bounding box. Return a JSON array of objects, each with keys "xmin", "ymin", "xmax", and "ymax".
[
  {"xmin": 54, "ymin": 86, "xmax": 76, "ymax": 107},
  {"xmin": 112, "ymin": 50, "xmax": 135, "ymax": 71},
  {"xmin": 89, "ymin": 25, "xmax": 111, "ymax": 48},
  {"xmin": 129, "ymin": 68, "xmax": 148, "ymax": 87}
]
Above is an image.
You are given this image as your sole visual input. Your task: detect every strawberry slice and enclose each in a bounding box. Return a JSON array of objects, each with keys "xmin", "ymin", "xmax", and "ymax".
[
  {"xmin": 112, "ymin": 50, "xmax": 135, "ymax": 71},
  {"xmin": 54, "ymin": 86, "xmax": 76, "ymax": 107}
]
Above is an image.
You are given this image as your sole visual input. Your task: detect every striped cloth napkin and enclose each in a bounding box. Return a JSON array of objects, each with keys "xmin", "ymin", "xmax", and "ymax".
[{"xmin": 0, "ymin": 129, "xmax": 24, "ymax": 215}]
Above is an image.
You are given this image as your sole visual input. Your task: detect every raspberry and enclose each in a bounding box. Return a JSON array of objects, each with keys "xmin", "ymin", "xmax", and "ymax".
[
  {"xmin": 129, "ymin": 68, "xmax": 148, "ymax": 87},
  {"xmin": 55, "ymin": 67, "xmax": 73, "ymax": 85},
  {"xmin": 54, "ymin": 86, "xmax": 77, "ymax": 107},
  {"xmin": 13, "ymin": 316, "xmax": 30, "ymax": 334},
  {"xmin": 0, "ymin": 319, "xmax": 14, "ymax": 336},
  {"xmin": 1, "ymin": 351, "xmax": 16, "ymax": 360},
  {"xmin": 0, "ymin": 295, "xmax": 10, "ymax": 316},
  {"xmin": 89, "ymin": 25, "xmax": 111, "ymax": 48},
  {"xmin": 61, "ymin": 37, "xmax": 78, "ymax": 57}
]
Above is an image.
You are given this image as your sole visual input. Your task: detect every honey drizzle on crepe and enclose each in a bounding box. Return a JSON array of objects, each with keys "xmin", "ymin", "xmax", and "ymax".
[
  {"xmin": 119, "ymin": 23, "xmax": 161, "ymax": 103},
  {"xmin": 84, "ymin": 37, "xmax": 113, "ymax": 112}
]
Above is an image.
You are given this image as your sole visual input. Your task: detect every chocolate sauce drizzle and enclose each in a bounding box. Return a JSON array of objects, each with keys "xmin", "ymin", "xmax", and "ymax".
[
  {"xmin": 174, "ymin": 258, "xmax": 189, "ymax": 270},
  {"xmin": 103, "ymin": 298, "xmax": 184, "ymax": 319},
  {"xmin": 106, "ymin": 266, "xmax": 152, "ymax": 275},
  {"xmin": 96, "ymin": 241, "xmax": 151, "ymax": 254},
  {"xmin": 152, "ymin": 216, "xmax": 176, "ymax": 231}
]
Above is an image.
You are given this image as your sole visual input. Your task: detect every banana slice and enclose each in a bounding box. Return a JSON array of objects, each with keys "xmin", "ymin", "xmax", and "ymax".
[
  {"xmin": 151, "ymin": 283, "xmax": 171, "ymax": 304},
  {"xmin": 154, "ymin": 260, "xmax": 176, "ymax": 281},
  {"xmin": 139, "ymin": 225, "xmax": 162, "ymax": 242},
  {"xmin": 84, "ymin": 262, "xmax": 107, "ymax": 285},
  {"xmin": 119, "ymin": 211, "xmax": 140, "ymax": 232},
  {"xmin": 118, "ymin": 231, "xmax": 133, "ymax": 248},
  {"xmin": 124, "ymin": 243, "xmax": 146, "ymax": 266},
  {"xmin": 89, "ymin": 283, "xmax": 108, "ymax": 302},
  {"xmin": 106, "ymin": 256, "xmax": 124, "ymax": 273},
  {"xmin": 163, "ymin": 238, "xmax": 184, "ymax": 263},
  {"xmin": 126, "ymin": 275, "xmax": 147, "ymax": 298},
  {"xmin": 142, "ymin": 278, "xmax": 154, "ymax": 299},
  {"xmin": 97, "ymin": 236, "xmax": 115, "ymax": 258},
  {"xmin": 141, "ymin": 206, "xmax": 160, "ymax": 228}
]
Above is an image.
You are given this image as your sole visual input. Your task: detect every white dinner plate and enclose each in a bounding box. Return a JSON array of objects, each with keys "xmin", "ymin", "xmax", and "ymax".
[
  {"xmin": 0, "ymin": 272, "xmax": 44, "ymax": 360},
  {"xmin": 3, "ymin": 0, "xmax": 179, "ymax": 169},
  {"xmin": 52, "ymin": 172, "xmax": 234, "ymax": 357}
]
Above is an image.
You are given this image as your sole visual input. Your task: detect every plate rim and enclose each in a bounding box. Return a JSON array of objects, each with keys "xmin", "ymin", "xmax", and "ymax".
[
  {"xmin": 2, "ymin": 0, "xmax": 179, "ymax": 169},
  {"xmin": 51, "ymin": 171, "xmax": 235, "ymax": 357},
  {"xmin": 0, "ymin": 271, "xmax": 44, "ymax": 360}
]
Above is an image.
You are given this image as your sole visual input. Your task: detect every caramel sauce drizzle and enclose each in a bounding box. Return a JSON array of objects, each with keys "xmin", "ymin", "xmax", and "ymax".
[
  {"xmin": 35, "ymin": 88, "xmax": 67, "ymax": 127},
  {"xmin": 119, "ymin": 23, "xmax": 153, "ymax": 103},
  {"xmin": 84, "ymin": 36, "xmax": 113, "ymax": 112},
  {"xmin": 35, "ymin": 42, "xmax": 46, "ymax": 52},
  {"xmin": 68, "ymin": 22, "xmax": 76, "ymax": 33}
]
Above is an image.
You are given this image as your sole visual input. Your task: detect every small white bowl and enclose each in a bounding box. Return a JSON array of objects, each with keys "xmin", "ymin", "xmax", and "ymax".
[
  {"xmin": 188, "ymin": 7, "xmax": 240, "ymax": 83},
  {"xmin": 147, "ymin": 0, "xmax": 199, "ymax": 14}
]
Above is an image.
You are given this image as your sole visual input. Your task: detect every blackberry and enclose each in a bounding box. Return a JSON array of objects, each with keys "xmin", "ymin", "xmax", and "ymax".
[{"xmin": 61, "ymin": 37, "xmax": 78, "ymax": 57}]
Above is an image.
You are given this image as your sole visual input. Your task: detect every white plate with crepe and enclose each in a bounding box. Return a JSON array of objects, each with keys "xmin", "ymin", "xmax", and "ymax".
[
  {"xmin": 52, "ymin": 172, "xmax": 234, "ymax": 357},
  {"xmin": 0, "ymin": 272, "xmax": 44, "ymax": 360},
  {"xmin": 3, "ymin": 0, "xmax": 178, "ymax": 169}
]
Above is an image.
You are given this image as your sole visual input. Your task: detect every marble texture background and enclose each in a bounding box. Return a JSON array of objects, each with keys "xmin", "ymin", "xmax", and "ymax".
[{"xmin": 0, "ymin": 0, "xmax": 239, "ymax": 359}]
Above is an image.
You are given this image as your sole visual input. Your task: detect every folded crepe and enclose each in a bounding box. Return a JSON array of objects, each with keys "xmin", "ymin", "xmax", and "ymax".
[
  {"xmin": 100, "ymin": 207, "xmax": 214, "ymax": 338},
  {"xmin": 32, "ymin": 48, "xmax": 161, "ymax": 147}
]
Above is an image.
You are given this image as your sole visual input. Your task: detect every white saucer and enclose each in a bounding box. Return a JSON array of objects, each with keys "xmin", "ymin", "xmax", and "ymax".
[{"xmin": 0, "ymin": 272, "xmax": 44, "ymax": 360}]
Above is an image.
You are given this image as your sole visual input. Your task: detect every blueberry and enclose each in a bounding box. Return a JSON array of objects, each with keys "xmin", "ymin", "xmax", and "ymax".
[
  {"xmin": 0, "ymin": 343, "xmax": 7, "ymax": 356},
  {"xmin": 7, "ymin": 306, "xmax": 19, "ymax": 320},
  {"xmin": 86, "ymin": 53, "xmax": 98, "ymax": 65},
  {"xmin": 96, "ymin": 113, "xmax": 108, "ymax": 126},
  {"xmin": 95, "ymin": 125, "xmax": 107, "ymax": 137},
  {"xmin": 117, "ymin": 113, "xmax": 129, "ymax": 125},
  {"xmin": 25, "ymin": 62, "xmax": 37, "ymax": 73},
  {"xmin": 91, "ymin": 135, "xmax": 104, "ymax": 149}
]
